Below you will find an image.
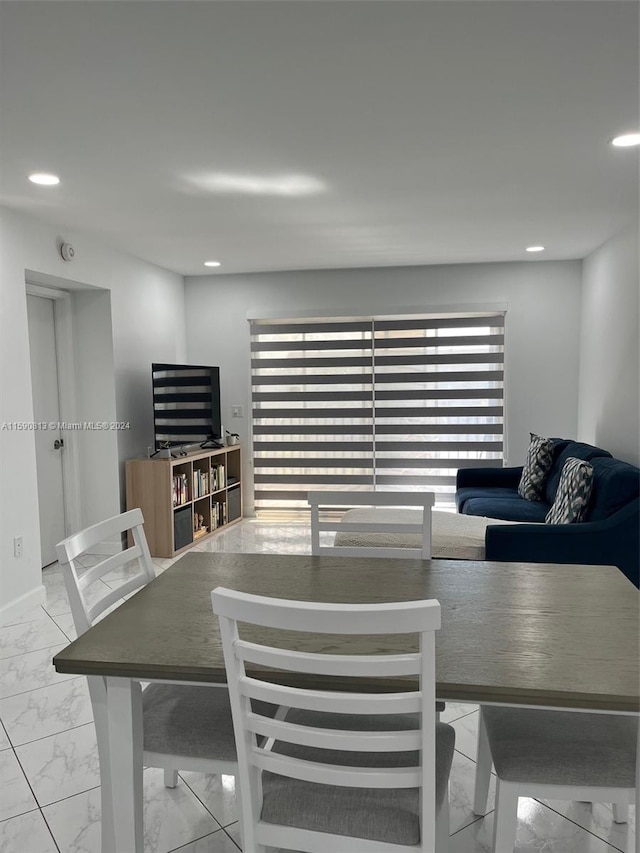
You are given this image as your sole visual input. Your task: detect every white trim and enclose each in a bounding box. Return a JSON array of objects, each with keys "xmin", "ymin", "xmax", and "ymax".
[
  {"xmin": 25, "ymin": 283, "xmax": 69, "ymax": 300},
  {"xmin": 502, "ymin": 308, "xmax": 510, "ymax": 466},
  {"xmin": 26, "ymin": 283, "xmax": 82, "ymax": 535},
  {"xmin": 0, "ymin": 585, "xmax": 46, "ymax": 626}
]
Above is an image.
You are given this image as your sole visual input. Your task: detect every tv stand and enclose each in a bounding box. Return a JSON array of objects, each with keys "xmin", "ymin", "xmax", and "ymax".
[{"xmin": 125, "ymin": 444, "xmax": 242, "ymax": 558}]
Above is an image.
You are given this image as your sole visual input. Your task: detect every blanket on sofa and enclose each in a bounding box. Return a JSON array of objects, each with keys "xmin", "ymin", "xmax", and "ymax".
[{"xmin": 334, "ymin": 508, "xmax": 518, "ymax": 560}]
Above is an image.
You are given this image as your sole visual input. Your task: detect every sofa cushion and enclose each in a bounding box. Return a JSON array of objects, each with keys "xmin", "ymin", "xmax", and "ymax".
[
  {"xmin": 545, "ymin": 458, "xmax": 594, "ymax": 524},
  {"xmin": 586, "ymin": 457, "xmax": 640, "ymax": 521},
  {"xmin": 518, "ymin": 433, "xmax": 555, "ymax": 501},
  {"xmin": 461, "ymin": 496, "xmax": 549, "ymax": 523},
  {"xmin": 456, "ymin": 486, "xmax": 522, "ymax": 513},
  {"xmin": 544, "ymin": 442, "xmax": 611, "ymax": 505}
]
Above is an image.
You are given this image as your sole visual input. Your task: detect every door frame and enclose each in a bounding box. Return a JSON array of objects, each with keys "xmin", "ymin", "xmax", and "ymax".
[{"xmin": 26, "ymin": 283, "xmax": 82, "ymax": 538}]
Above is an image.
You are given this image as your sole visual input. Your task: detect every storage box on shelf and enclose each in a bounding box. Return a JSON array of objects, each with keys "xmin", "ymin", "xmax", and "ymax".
[{"xmin": 125, "ymin": 445, "xmax": 242, "ymax": 558}]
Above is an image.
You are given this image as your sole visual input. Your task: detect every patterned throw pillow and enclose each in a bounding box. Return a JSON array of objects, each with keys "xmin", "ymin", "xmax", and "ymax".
[
  {"xmin": 545, "ymin": 457, "xmax": 594, "ymax": 524},
  {"xmin": 518, "ymin": 433, "xmax": 554, "ymax": 501}
]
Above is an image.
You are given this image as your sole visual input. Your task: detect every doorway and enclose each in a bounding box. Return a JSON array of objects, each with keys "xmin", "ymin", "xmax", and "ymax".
[
  {"xmin": 27, "ymin": 293, "xmax": 67, "ymax": 566},
  {"xmin": 25, "ymin": 274, "xmax": 120, "ymax": 563}
]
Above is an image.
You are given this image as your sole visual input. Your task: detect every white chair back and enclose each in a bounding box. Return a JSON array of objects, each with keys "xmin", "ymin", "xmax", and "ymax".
[
  {"xmin": 308, "ymin": 490, "xmax": 435, "ymax": 559},
  {"xmin": 57, "ymin": 510, "xmax": 246, "ymax": 851},
  {"xmin": 212, "ymin": 587, "xmax": 442, "ymax": 853},
  {"xmin": 55, "ymin": 507, "xmax": 155, "ymax": 635}
]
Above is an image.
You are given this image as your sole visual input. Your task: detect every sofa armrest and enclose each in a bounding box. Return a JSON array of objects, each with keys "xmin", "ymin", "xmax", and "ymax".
[
  {"xmin": 456, "ymin": 466, "xmax": 523, "ymax": 490},
  {"xmin": 485, "ymin": 499, "xmax": 640, "ymax": 587}
]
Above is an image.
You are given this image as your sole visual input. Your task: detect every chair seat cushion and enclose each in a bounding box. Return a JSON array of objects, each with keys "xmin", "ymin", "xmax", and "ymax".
[
  {"xmin": 482, "ymin": 706, "xmax": 638, "ymax": 787},
  {"xmin": 261, "ymin": 715, "xmax": 455, "ymax": 846},
  {"xmin": 143, "ymin": 684, "xmax": 238, "ymax": 762},
  {"xmin": 143, "ymin": 685, "xmax": 276, "ymax": 763}
]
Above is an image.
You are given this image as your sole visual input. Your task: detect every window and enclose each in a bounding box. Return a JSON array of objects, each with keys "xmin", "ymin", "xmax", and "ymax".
[{"xmin": 250, "ymin": 313, "xmax": 504, "ymax": 514}]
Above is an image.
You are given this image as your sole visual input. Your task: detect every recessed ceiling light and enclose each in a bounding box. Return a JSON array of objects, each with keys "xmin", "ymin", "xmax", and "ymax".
[
  {"xmin": 526, "ymin": 246, "xmax": 545, "ymax": 253},
  {"xmin": 610, "ymin": 133, "xmax": 640, "ymax": 148},
  {"xmin": 204, "ymin": 261, "xmax": 221, "ymax": 267},
  {"xmin": 28, "ymin": 172, "xmax": 60, "ymax": 185}
]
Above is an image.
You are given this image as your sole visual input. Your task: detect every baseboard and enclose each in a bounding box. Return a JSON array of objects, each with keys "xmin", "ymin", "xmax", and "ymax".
[{"xmin": 0, "ymin": 584, "xmax": 46, "ymax": 627}]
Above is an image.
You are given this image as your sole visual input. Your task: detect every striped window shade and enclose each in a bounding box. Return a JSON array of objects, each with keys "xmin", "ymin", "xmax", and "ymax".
[{"xmin": 251, "ymin": 313, "xmax": 504, "ymax": 514}]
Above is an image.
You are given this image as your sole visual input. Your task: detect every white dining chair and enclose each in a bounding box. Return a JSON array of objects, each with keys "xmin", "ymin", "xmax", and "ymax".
[
  {"xmin": 473, "ymin": 704, "xmax": 638, "ymax": 851},
  {"xmin": 308, "ymin": 490, "xmax": 435, "ymax": 559},
  {"xmin": 55, "ymin": 509, "xmax": 241, "ymax": 851},
  {"xmin": 212, "ymin": 587, "xmax": 455, "ymax": 852}
]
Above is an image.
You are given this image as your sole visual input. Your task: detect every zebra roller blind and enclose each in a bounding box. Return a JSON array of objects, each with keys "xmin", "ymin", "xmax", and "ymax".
[{"xmin": 251, "ymin": 313, "xmax": 504, "ymax": 513}]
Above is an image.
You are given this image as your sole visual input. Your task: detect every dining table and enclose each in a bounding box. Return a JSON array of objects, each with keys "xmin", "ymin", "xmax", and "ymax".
[{"xmin": 53, "ymin": 551, "xmax": 640, "ymax": 853}]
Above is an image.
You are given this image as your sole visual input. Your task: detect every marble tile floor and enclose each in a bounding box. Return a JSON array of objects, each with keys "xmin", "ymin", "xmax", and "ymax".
[{"xmin": 0, "ymin": 519, "xmax": 635, "ymax": 852}]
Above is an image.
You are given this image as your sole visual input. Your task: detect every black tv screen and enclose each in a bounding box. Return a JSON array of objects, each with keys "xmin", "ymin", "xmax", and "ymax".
[{"xmin": 152, "ymin": 363, "xmax": 221, "ymax": 449}]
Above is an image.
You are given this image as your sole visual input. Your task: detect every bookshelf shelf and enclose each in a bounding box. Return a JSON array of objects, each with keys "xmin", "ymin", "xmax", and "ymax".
[{"xmin": 125, "ymin": 445, "xmax": 242, "ymax": 558}]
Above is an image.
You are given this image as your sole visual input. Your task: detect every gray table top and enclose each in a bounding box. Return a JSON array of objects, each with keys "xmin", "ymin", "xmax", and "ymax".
[{"xmin": 54, "ymin": 552, "xmax": 640, "ymax": 712}]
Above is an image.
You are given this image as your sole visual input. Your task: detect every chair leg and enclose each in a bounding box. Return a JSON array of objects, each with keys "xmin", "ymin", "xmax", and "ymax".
[
  {"xmin": 436, "ymin": 786, "xmax": 450, "ymax": 852},
  {"xmin": 93, "ymin": 715, "xmax": 116, "ymax": 852},
  {"xmin": 88, "ymin": 680, "xmax": 116, "ymax": 853},
  {"xmin": 493, "ymin": 779, "xmax": 519, "ymax": 853},
  {"xmin": 612, "ymin": 802, "xmax": 629, "ymax": 823},
  {"xmin": 164, "ymin": 768, "xmax": 179, "ymax": 788},
  {"xmin": 473, "ymin": 706, "xmax": 492, "ymax": 815}
]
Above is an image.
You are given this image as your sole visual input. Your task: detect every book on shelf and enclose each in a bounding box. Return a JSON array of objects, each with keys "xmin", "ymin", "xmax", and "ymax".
[
  {"xmin": 192, "ymin": 468, "xmax": 210, "ymax": 498},
  {"xmin": 211, "ymin": 464, "xmax": 225, "ymax": 491},
  {"xmin": 172, "ymin": 472, "xmax": 189, "ymax": 506}
]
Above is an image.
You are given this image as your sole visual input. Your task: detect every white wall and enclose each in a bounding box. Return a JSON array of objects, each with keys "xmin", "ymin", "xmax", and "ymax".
[
  {"xmin": 185, "ymin": 260, "xmax": 583, "ymax": 513},
  {"xmin": 0, "ymin": 207, "xmax": 186, "ymax": 617},
  {"xmin": 578, "ymin": 221, "xmax": 640, "ymax": 465}
]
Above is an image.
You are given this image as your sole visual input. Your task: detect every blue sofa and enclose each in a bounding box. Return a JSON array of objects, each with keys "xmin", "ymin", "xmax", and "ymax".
[{"xmin": 456, "ymin": 440, "xmax": 640, "ymax": 587}]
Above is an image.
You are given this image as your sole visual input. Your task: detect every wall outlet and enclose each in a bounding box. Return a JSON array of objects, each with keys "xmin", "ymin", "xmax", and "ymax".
[
  {"xmin": 14, "ymin": 536, "xmax": 23, "ymax": 558},
  {"xmin": 231, "ymin": 405, "xmax": 244, "ymax": 418}
]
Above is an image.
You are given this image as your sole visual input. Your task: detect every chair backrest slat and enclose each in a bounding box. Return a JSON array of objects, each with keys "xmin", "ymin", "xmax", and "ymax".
[
  {"xmin": 56, "ymin": 508, "xmax": 146, "ymax": 562},
  {"xmin": 252, "ymin": 747, "xmax": 422, "ymax": 789},
  {"xmin": 216, "ymin": 589, "xmax": 440, "ymax": 634},
  {"xmin": 235, "ymin": 640, "xmax": 421, "ymax": 677},
  {"xmin": 322, "ymin": 521, "xmax": 426, "ymax": 534},
  {"xmin": 240, "ymin": 676, "xmax": 422, "ymax": 715},
  {"xmin": 246, "ymin": 713, "xmax": 421, "ymax": 752},
  {"xmin": 77, "ymin": 545, "xmax": 143, "ymax": 591},
  {"xmin": 86, "ymin": 576, "xmax": 148, "ymax": 623}
]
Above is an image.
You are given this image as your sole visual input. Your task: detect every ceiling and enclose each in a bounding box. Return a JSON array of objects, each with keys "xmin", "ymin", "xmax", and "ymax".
[{"xmin": 0, "ymin": 1, "xmax": 638, "ymax": 276}]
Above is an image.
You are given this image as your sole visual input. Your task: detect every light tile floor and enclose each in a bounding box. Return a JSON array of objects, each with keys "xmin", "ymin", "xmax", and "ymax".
[{"xmin": 0, "ymin": 519, "xmax": 635, "ymax": 852}]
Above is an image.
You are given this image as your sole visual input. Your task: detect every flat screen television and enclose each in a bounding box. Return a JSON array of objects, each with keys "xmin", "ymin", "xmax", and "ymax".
[{"xmin": 152, "ymin": 363, "xmax": 222, "ymax": 449}]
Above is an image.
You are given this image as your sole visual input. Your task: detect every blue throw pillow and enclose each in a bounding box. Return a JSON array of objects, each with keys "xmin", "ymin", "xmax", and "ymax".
[
  {"xmin": 545, "ymin": 457, "xmax": 594, "ymax": 524},
  {"xmin": 518, "ymin": 433, "xmax": 554, "ymax": 501}
]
